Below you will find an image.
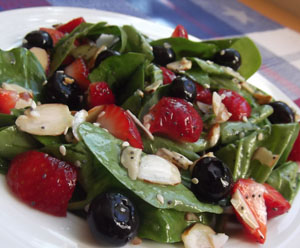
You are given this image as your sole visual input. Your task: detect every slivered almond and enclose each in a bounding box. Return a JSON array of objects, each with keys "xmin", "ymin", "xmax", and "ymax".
[
  {"xmin": 253, "ymin": 93, "xmax": 272, "ymax": 104},
  {"xmin": 212, "ymin": 92, "xmax": 232, "ymax": 123},
  {"xmin": 16, "ymin": 104, "xmax": 73, "ymax": 136},
  {"xmin": 166, "ymin": 57, "xmax": 192, "ymax": 72},
  {"xmin": 138, "ymin": 154, "xmax": 181, "ymax": 185},
  {"xmin": 2, "ymin": 83, "xmax": 33, "ymax": 96},
  {"xmin": 196, "ymin": 101, "xmax": 212, "ymax": 114},
  {"xmin": 156, "ymin": 148, "xmax": 192, "ymax": 170},
  {"xmin": 240, "ymin": 81, "xmax": 255, "ymax": 94},
  {"xmin": 182, "ymin": 223, "xmax": 215, "ymax": 248},
  {"xmin": 30, "ymin": 47, "xmax": 49, "ymax": 72},
  {"xmin": 144, "ymin": 79, "xmax": 163, "ymax": 93},
  {"xmin": 207, "ymin": 123, "xmax": 220, "ymax": 147},
  {"xmin": 252, "ymin": 147, "xmax": 279, "ymax": 167},
  {"xmin": 72, "ymin": 109, "xmax": 88, "ymax": 140},
  {"xmin": 86, "ymin": 105, "xmax": 105, "ymax": 123},
  {"xmin": 120, "ymin": 146, "xmax": 142, "ymax": 180}
]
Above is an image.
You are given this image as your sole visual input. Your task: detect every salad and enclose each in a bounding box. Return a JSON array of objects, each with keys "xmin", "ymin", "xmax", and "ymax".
[{"xmin": 0, "ymin": 15, "xmax": 299, "ymax": 248}]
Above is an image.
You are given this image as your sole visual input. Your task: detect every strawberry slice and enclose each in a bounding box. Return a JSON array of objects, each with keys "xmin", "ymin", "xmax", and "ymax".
[
  {"xmin": 56, "ymin": 17, "xmax": 86, "ymax": 33},
  {"xmin": 39, "ymin": 28, "xmax": 64, "ymax": 46},
  {"xmin": 88, "ymin": 82, "xmax": 115, "ymax": 108},
  {"xmin": 6, "ymin": 151, "xmax": 77, "ymax": 216},
  {"xmin": 160, "ymin": 66, "xmax": 176, "ymax": 85},
  {"xmin": 172, "ymin": 24, "xmax": 188, "ymax": 39},
  {"xmin": 263, "ymin": 183, "xmax": 291, "ymax": 219},
  {"xmin": 231, "ymin": 179, "xmax": 267, "ymax": 244},
  {"xmin": 218, "ymin": 89, "xmax": 251, "ymax": 121},
  {"xmin": 65, "ymin": 58, "xmax": 91, "ymax": 90},
  {"xmin": 195, "ymin": 84, "xmax": 212, "ymax": 104},
  {"xmin": 96, "ymin": 104, "xmax": 143, "ymax": 149},
  {"xmin": 288, "ymin": 122, "xmax": 300, "ymax": 166},
  {"xmin": 143, "ymin": 97, "xmax": 203, "ymax": 142},
  {"xmin": 0, "ymin": 88, "xmax": 19, "ymax": 114}
]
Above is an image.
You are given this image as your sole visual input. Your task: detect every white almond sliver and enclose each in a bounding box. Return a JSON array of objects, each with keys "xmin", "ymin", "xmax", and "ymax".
[
  {"xmin": 72, "ymin": 109, "xmax": 88, "ymax": 140},
  {"xmin": 138, "ymin": 154, "xmax": 181, "ymax": 185},
  {"xmin": 252, "ymin": 147, "xmax": 279, "ymax": 167},
  {"xmin": 182, "ymin": 223, "xmax": 215, "ymax": 248},
  {"xmin": 212, "ymin": 92, "xmax": 231, "ymax": 123},
  {"xmin": 156, "ymin": 148, "xmax": 192, "ymax": 170},
  {"xmin": 120, "ymin": 146, "xmax": 142, "ymax": 180},
  {"xmin": 16, "ymin": 104, "xmax": 73, "ymax": 136}
]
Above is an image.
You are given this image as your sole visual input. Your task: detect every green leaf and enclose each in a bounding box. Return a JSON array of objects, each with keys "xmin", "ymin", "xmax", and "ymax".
[
  {"xmin": 266, "ymin": 161, "xmax": 299, "ymax": 203},
  {"xmin": 142, "ymin": 135, "xmax": 203, "ymax": 161},
  {"xmin": 150, "ymin": 37, "xmax": 217, "ymax": 59},
  {"xmin": 0, "ymin": 126, "xmax": 40, "ymax": 160},
  {"xmin": 0, "ymin": 157, "xmax": 9, "ymax": 175},
  {"xmin": 123, "ymin": 25, "xmax": 153, "ymax": 60},
  {"xmin": 204, "ymin": 37, "xmax": 261, "ymax": 79},
  {"xmin": 89, "ymin": 53, "xmax": 146, "ymax": 93},
  {"xmin": 0, "ymin": 48, "xmax": 46, "ymax": 100},
  {"xmin": 79, "ymin": 123, "xmax": 222, "ymax": 214},
  {"xmin": 121, "ymin": 90, "xmax": 143, "ymax": 116},
  {"xmin": 50, "ymin": 22, "xmax": 106, "ymax": 75},
  {"xmin": 249, "ymin": 123, "xmax": 300, "ymax": 183}
]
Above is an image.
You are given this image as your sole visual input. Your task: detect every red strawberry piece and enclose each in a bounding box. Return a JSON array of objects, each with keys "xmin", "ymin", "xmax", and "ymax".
[
  {"xmin": 96, "ymin": 104, "xmax": 143, "ymax": 149},
  {"xmin": 195, "ymin": 84, "xmax": 212, "ymax": 104},
  {"xmin": 65, "ymin": 58, "xmax": 91, "ymax": 90},
  {"xmin": 171, "ymin": 24, "xmax": 188, "ymax": 39},
  {"xmin": 57, "ymin": 17, "xmax": 86, "ymax": 33},
  {"xmin": 0, "ymin": 88, "xmax": 19, "ymax": 114},
  {"xmin": 263, "ymin": 183, "xmax": 291, "ymax": 219},
  {"xmin": 61, "ymin": 55, "xmax": 75, "ymax": 66},
  {"xmin": 143, "ymin": 97, "xmax": 203, "ymax": 142},
  {"xmin": 88, "ymin": 82, "xmax": 115, "ymax": 108},
  {"xmin": 160, "ymin": 66, "xmax": 176, "ymax": 85},
  {"xmin": 218, "ymin": 89, "xmax": 251, "ymax": 121},
  {"xmin": 288, "ymin": 122, "xmax": 300, "ymax": 165},
  {"xmin": 231, "ymin": 178, "xmax": 267, "ymax": 244},
  {"xmin": 6, "ymin": 151, "xmax": 77, "ymax": 217},
  {"xmin": 40, "ymin": 28, "xmax": 64, "ymax": 46}
]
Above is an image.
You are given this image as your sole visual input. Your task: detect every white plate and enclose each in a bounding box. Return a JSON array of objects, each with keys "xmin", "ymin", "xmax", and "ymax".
[{"xmin": 0, "ymin": 6, "xmax": 299, "ymax": 248}]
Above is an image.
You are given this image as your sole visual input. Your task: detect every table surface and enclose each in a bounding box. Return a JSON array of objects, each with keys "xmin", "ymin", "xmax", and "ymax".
[{"xmin": 0, "ymin": 0, "xmax": 300, "ymax": 107}]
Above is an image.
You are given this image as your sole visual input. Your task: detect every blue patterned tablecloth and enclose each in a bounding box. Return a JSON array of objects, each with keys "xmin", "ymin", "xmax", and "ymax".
[{"xmin": 1, "ymin": 0, "xmax": 300, "ymax": 106}]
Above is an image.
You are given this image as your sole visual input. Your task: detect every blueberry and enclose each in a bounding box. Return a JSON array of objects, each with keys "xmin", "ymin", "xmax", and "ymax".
[
  {"xmin": 43, "ymin": 71, "xmax": 83, "ymax": 110},
  {"xmin": 22, "ymin": 30, "xmax": 53, "ymax": 49},
  {"xmin": 94, "ymin": 49, "xmax": 120, "ymax": 69},
  {"xmin": 152, "ymin": 45, "xmax": 176, "ymax": 66},
  {"xmin": 169, "ymin": 76, "xmax": 196, "ymax": 102},
  {"xmin": 212, "ymin": 48, "xmax": 241, "ymax": 71},
  {"xmin": 87, "ymin": 192, "xmax": 139, "ymax": 246},
  {"xmin": 191, "ymin": 157, "xmax": 233, "ymax": 202},
  {"xmin": 267, "ymin": 101, "xmax": 295, "ymax": 124}
]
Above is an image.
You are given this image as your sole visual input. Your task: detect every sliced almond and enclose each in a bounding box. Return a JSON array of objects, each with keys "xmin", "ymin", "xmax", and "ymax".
[
  {"xmin": 86, "ymin": 105, "xmax": 105, "ymax": 123},
  {"xmin": 182, "ymin": 223, "xmax": 215, "ymax": 248},
  {"xmin": 144, "ymin": 79, "xmax": 163, "ymax": 93},
  {"xmin": 166, "ymin": 57, "xmax": 192, "ymax": 72},
  {"xmin": 212, "ymin": 92, "xmax": 232, "ymax": 123},
  {"xmin": 2, "ymin": 83, "xmax": 33, "ymax": 96},
  {"xmin": 208, "ymin": 233, "xmax": 229, "ymax": 248},
  {"xmin": 72, "ymin": 109, "xmax": 88, "ymax": 140},
  {"xmin": 15, "ymin": 98, "xmax": 33, "ymax": 109},
  {"xmin": 207, "ymin": 123, "xmax": 220, "ymax": 147},
  {"xmin": 138, "ymin": 154, "xmax": 181, "ymax": 185},
  {"xmin": 30, "ymin": 47, "xmax": 49, "ymax": 72},
  {"xmin": 16, "ymin": 104, "xmax": 73, "ymax": 136},
  {"xmin": 240, "ymin": 81, "xmax": 255, "ymax": 94},
  {"xmin": 252, "ymin": 147, "xmax": 279, "ymax": 167},
  {"xmin": 196, "ymin": 101, "xmax": 212, "ymax": 114},
  {"xmin": 120, "ymin": 146, "xmax": 142, "ymax": 180},
  {"xmin": 253, "ymin": 93, "xmax": 272, "ymax": 105},
  {"xmin": 156, "ymin": 148, "xmax": 192, "ymax": 170}
]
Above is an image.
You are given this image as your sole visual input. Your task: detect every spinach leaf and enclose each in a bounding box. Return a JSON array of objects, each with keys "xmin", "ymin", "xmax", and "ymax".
[
  {"xmin": 0, "ymin": 126, "xmax": 40, "ymax": 160},
  {"xmin": 33, "ymin": 135, "xmax": 65, "ymax": 146},
  {"xmin": 118, "ymin": 64, "xmax": 144, "ymax": 105},
  {"xmin": 150, "ymin": 37, "xmax": 217, "ymax": 59},
  {"xmin": 79, "ymin": 123, "xmax": 222, "ymax": 214},
  {"xmin": 0, "ymin": 113, "xmax": 16, "ymax": 127},
  {"xmin": 184, "ymin": 67, "xmax": 210, "ymax": 87},
  {"xmin": 123, "ymin": 25, "xmax": 153, "ymax": 60},
  {"xmin": 0, "ymin": 157, "xmax": 9, "ymax": 175},
  {"xmin": 249, "ymin": 123, "xmax": 300, "ymax": 183},
  {"xmin": 266, "ymin": 161, "xmax": 299, "ymax": 203},
  {"xmin": 203, "ymin": 37, "xmax": 261, "ymax": 79},
  {"xmin": 50, "ymin": 22, "xmax": 106, "ymax": 75},
  {"xmin": 89, "ymin": 53, "xmax": 146, "ymax": 93},
  {"xmin": 121, "ymin": 90, "xmax": 143, "ymax": 116},
  {"xmin": 142, "ymin": 135, "xmax": 204, "ymax": 161},
  {"xmin": 0, "ymin": 48, "xmax": 46, "ymax": 100}
]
